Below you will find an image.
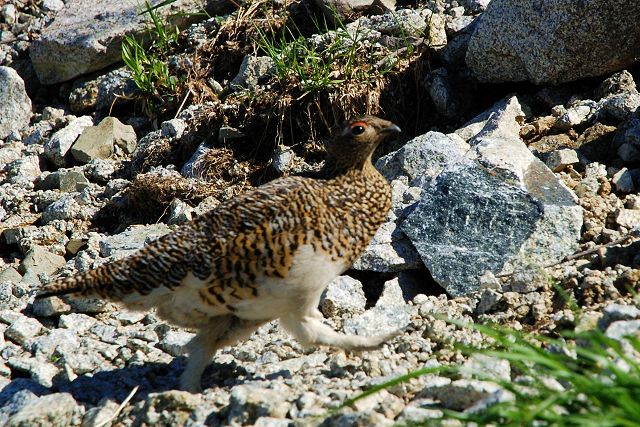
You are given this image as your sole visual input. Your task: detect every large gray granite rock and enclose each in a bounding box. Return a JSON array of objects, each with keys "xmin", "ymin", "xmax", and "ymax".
[
  {"xmin": 30, "ymin": 0, "xmax": 232, "ymax": 84},
  {"xmin": 466, "ymin": 0, "xmax": 640, "ymax": 84},
  {"xmin": 400, "ymin": 97, "xmax": 582, "ymax": 296}
]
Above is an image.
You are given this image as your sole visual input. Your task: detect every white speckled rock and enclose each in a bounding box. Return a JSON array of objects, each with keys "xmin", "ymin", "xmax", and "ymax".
[
  {"xmin": 320, "ymin": 276, "xmax": 366, "ymax": 318},
  {"xmin": 466, "ymin": 0, "xmax": 640, "ymax": 84},
  {"xmin": 0, "ymin": 66, "xmax": 31, "ymax": 140}
]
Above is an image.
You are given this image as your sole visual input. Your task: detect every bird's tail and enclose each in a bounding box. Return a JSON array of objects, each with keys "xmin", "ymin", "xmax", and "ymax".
[{"xmin": 36, "ymin": 259, "xmax": 126, "ymax": 300}]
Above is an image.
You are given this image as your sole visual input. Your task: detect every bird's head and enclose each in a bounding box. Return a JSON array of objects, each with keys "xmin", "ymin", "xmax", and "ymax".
[{"xmin": 326, "ymin": 115, "xmax": 401, "ymax": 173}]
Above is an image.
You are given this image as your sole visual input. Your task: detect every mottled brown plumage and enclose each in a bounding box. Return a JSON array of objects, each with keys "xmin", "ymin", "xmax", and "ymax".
[{"xmin": 37, "ymin": 116, "xmax": 401, "ymax": 392}]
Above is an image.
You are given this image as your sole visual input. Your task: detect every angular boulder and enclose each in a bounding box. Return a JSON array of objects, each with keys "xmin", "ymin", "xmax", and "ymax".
[{"xmin": 398, "ymin": 97, "xmax": 582, "ymax": 296}]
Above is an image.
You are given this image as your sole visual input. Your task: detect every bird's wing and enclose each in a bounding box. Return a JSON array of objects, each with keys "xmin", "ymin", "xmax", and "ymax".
[{"xmin": 37, "ymin": 175, "xmax": 318, "ymax": 301}]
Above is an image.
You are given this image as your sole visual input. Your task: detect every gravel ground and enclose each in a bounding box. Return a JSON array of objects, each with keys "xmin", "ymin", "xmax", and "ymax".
[{"xmin": 1, "ymin": 0, "xmax": 640, "ymax": 425}]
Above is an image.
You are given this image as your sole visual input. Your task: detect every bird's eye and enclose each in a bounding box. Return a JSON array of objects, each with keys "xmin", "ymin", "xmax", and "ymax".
[{"xmin": 351, "ymin": 124, "xmax": 366, "ymax": 135}]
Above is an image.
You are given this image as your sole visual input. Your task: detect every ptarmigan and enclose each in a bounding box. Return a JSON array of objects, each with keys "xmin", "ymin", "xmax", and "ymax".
[{"xmin": 37, "ymin": 115, "xmax": 402, "ymax": 392}]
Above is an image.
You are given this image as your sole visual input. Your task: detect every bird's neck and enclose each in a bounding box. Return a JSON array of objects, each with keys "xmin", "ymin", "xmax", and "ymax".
[
  {"xmin": 327, "ymin": 158, "xmax": 388, "ymax": 190},
  {"xmin": 323, "ymin": 152, "xmax": 374, "ymax": 177}
]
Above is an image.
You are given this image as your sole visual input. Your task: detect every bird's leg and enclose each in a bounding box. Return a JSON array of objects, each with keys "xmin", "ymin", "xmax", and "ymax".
[
  {"xmin": 180, "ymin": 316, "xmax": 266, "ymax": 393},
  {"xmin": 280, "ymin": 311, "xmax": 400, "ymax": 351}
]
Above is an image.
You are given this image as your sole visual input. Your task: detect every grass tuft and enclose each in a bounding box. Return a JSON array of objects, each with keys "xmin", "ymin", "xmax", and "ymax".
[
  {"xmin": 121, "ymin": 0, "xmax": 181, "ymax": 115},
  {"xmin": 344, "ymin": 318, "xmax": 640, "ymax": 426}
]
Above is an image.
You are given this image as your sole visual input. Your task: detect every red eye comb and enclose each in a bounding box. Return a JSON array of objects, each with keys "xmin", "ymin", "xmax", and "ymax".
[{"xmin": 350, "ymin": 121, "xmax": 368, "ymax": 129}]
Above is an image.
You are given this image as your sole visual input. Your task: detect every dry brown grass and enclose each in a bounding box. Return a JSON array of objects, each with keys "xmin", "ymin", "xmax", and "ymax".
[{"xmin": 125, "ymin": 173, "xmax": 217, "ymax": 222}]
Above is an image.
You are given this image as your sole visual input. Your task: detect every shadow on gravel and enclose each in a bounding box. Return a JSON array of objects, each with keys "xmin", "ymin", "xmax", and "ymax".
[
  {"xmin": 53, "ymin": 359, "xmax": 184, "ymax": 404},
  {"xmin": 2, "ymin": 358, "xmax": 257, "ymax": 406}
]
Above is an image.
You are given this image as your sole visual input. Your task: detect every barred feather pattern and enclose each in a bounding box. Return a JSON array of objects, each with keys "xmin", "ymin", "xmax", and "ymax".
[{"xmin": 37, "ymin": 116, "xmax": 396, "ymax": 321}]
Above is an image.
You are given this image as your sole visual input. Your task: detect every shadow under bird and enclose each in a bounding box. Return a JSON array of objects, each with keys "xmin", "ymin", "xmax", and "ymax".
[{"xmin": 36, "ymin": 115, "xmax": 402, "ymax": 392}]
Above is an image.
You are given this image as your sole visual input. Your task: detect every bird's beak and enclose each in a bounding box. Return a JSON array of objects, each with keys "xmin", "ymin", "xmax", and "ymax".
[{"xmin": 381, "ymin": 123, "xmax": 401, "ymax": 134}]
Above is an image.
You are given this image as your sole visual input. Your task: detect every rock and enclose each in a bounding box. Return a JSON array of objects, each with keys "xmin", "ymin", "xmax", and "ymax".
[
  {"xmin": 218, "ymin": 125, "xmax": 246, "ymax": 143},
  {"xmin": 455, "ymin": 96, "xmax": 521, "ymax": 142},
  {"xmin": 6, "ymin": 393, "xmax": 82, "ymax": 427},
  {"xmin": 375, "ymin": 277, "xmax": 406, "ymax": 307},
  {"xmin": 598, "ymin": 70, "xmax": 636, "ymax": 99},
  {"xmin": 0, "ymin": 66, "xmax": 32, "ymax": 139},
  {"xmin": 160, "ymin": 118, "xmax": 187, "ymax": 139},
  {"xmin": 509, "ymin": 265, "xmax": 549, "ymax": 293},
  {"xmin": 134, "ymin": 391, "xmax": 201, "ymax": 426},
  {"xmin": 351, "ymin": 217, "xmax": 422, "ymax": 272},
  {"xmin": 230, "ymin": 55, "xmax": 275, "ymax": 90},
  {"xmin": 424, "ymin": 68, "xmax": 460, "ymax": 119},
  {"xmin": 6, "ymin": 156, "xmax": 40, "ymax": 188},
  {"xmin": 600, "ymin": 90, "xmax": 640, "ymax": 121},
  {"xmin": 44, "ymin": 116, "xmax": 94, "ymax": 167},
  {"xmin": 378, "ymin": 132, "xmax": 470, "ymax": 183},
  {"xmin": 70, "ymin": 116, "xmax": 137, "ymax": 163},
  {"xmin": 38, "ymin": 170, "xmax": 91, "ymax": 192},
  {"xmin": 616, "ymin": 117, "xmax": 640, "ymax": 162},
  {"xmin": 343, "ymin": 304, "xmax": 410, "ymax": 337},
  {"xmin": 41, "ymin": 193, "xmax": 84, "ymax": 223},
  {"xmin": 272, "ymin": 145, "xmax": 295, "ymax": 175},
  {"xmin": 618, "ymin": 143, "xmax": 640, "ymax": 163},
  {"xmin": 461, "ymin": 354, "xmax": 511, "ymax": 382},
  {"xmin": 95, "ymin": 68, "xmax": 138, "ymax": 111},
  {"xmin": 466, "ymin": 0, "xmax": 640, "ymax": 84},
  {"xmin": 99, "ymin": 224, "xmax": 171, "ymax": 259},
  {"xmin": 465, "ymin": 0, "xmax": 490, "ymax": 12},
  {"xmin": 157, "ymin": 330, "xmax": 194, "ymax": 356},
  {"xmin": 32, "ymin": 328, "xmax": 80, "ymax": 359},
  {"xmin": 615, "ymin": 209, "xmax": 640, "ymax": 229},
  {"xmin": 446, "ymin": 15, "xmax": 474, "ymax": 35},
  {"xmin": 605, "ymin": 320, "xmax": 640, "ymax": 341},
  {"xmin": 426, "ymin": 378, "xmax": 504, "ymax": 410},
  {"xmin": 396, "ymin": 406, "xmax": 443, "ymax": 423},
  {"xmin": 7, "ymin": 357, "xmax": 59, "ymax": 388},
  {"xmin": 181, "ymin": 142, "xmax": 212, "ymax": 178},
  {"xmin": 1, "ymin": 4, "xmax": 17, "ymax": 25},
  {"xmin": 554, "ymin": 101, "xmax": 597, "ymax": 131},
  {"xmin": 31, "ymin": 297, "xmax": 72, "ymax": 317},
  {"xmin": 320, "ymin": 276, "xmax": 366, "ymax": 318},
  {"xmin": 0, "ymin": 389, "xmax": 39, "ymax": 426},
  {"xmin": 545, "ymin": 149, "xmax": 579, "ymax": 172},
  {"xmin": 114, "ymin": 309, "xmax": 146, "ymax": 325},
  {"xmin": 598, "ymin": 303, "xmax": 640, "ymax": 330},
  {"xmin": 59, "ymin": 313, "xmax": 97, "ymax": 333},
  {"xmin": 320, "ymin": 411, "xmax": 393, "ymax": 427},
  {"xmin": 18, "ymin": 246, "xmax": 66, "ymax": 277},
  {"xmin": 311, "ymin": 0, "xmax": 395, "ymax": 22},
  {"xmin": 226, "ymin": 385, "xmax": 291, "ymax": 425},
  {"xmin": 42, "ymin": 0, "xmax": 65, "ymax": 11},
  {"xmin": 360, "ymin": 9, "xmax": 430, "ymax": 38},
  {"xmin": 30, "ymin": 0, "xmax": 231, "ymax": 84},
  {"xmin": 166, "ymin": 199, "xmax": 194, "ymax": 225},
  {"xmin": 84, "ymin": 159, "xmax": 116, "ymax": 182},
  {"xmin": 0, "ymin": 142, "xmax": 23, "ymax": 165},
  {"xmin": 254, "ymin": 417, "xmax": 291, "ymax": 427},
  {"xmin": 401, "ymin": 97, "xmax": 582, "ymax": 296},
  {"xmin": 5, "ymin": 316, "xmax": 42, "ymax": 345},
  {"xmin": 0, "ymin": 267, "xmax": 21, "ymax": 284},
  {"xmin": 80, "ymin": 400, "xmax": 119, "ymax": 427},
  {"xmin": 60, "ymin": 170, "xmax": 91, "ymax": 192},
  {"xmin": 612, "ymin": 168, "xmax": 635, "ymax": 193}
]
